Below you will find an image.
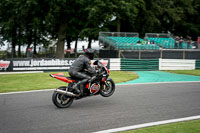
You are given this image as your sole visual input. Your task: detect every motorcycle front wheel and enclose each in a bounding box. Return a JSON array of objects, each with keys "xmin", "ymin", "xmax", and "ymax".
[
  {"xmin": 100, "ymin": 78, "xmax": 115, "ymax": 97},
  {"xmin": 52, "ymin": 86, "xmax": 74, "ymax": 108}
]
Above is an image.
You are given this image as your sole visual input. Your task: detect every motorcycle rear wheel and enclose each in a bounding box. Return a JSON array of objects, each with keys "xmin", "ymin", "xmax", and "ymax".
[
  {"xmin": 52, "ymin": 86, "xmax": 74, "ymax": 108},
  {"xmin": 100, "ymin": 78, "xmax": 115, "ymax": 97}
]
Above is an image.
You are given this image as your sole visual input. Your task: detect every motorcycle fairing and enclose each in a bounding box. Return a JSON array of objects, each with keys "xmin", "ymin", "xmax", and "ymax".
[
  {"xmin": 86, "ymin": 83, "xmax": 90, "ymax": 88},
  {"xmin": 90, "ymin": 83, "xmax": 100, "ymax": 94},
  {"xmin": 85, "ymin": 83, "xmax": 100, "ymax": 94},
  {"xmin": 50, "ymin": 73, "xmax": 75, "ymax": 83}
]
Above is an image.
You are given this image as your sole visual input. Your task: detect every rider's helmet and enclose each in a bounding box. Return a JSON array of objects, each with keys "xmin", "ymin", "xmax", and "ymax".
[{"xmin": 85, "ymin": 48, "xmax": 95, "ymax": 60}]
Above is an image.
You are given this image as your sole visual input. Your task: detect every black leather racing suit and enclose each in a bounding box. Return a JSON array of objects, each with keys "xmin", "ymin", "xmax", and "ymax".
[{"xmin": 68, "ymin": 55, "xmax": 96, "ymax": 89}]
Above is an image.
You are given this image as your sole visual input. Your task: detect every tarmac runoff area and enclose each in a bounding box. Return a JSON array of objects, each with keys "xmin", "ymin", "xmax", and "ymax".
[{"xmin": 118, "ymin": 71, "xmax": 200, "ymax": 84}]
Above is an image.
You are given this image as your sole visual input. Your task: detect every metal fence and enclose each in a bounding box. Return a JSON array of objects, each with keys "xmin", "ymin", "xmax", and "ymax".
[
  {"xmin": 145, "ymin": 33, "xmax": 171, "ymax": 38},
  {"xmin": 99, "ymin": 49, "xmax": 200, "ymax": 59},
  {"xmin": 99, "ymin": 32, "xmax": 139, "ymax": 37},
  {"xmin": 120, "ymin": 49, "xmax": 200, "ymax": 59}
]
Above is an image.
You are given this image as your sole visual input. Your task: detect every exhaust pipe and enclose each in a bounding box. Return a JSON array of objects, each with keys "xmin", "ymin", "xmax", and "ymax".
[{"xmin": 55, "ymin": 89, "xmax": 78, "ymax": 97}]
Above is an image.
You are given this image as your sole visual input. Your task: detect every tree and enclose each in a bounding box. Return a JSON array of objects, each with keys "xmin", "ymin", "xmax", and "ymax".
[
  {"xmin": 44, "ymin": 0, "xmax": 86, "ymax": 58},
  {"xmin": 0, "ymin": 0, "xmax": 48, "ymax": 57},
  {"xmin": 1, "ymin": 0, "xmax": 200, "ymax": 59},
  {"xmin": 172, "ymin": 0, "xmax": 200, "ymax": 39},
  {"xmin": 0, "ymin": 0, "xmax": 22, "ymax": 57},
  {"xmin": 109, "ymin": 0, "xmax": 141, "ymax": 32},
  {"xmin": 79, "ymin": 0, "xmax": 113, "ymax": 48}
]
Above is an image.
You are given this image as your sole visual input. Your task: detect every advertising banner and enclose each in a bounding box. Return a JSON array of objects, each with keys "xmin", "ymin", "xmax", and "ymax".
[
  {"xmin": 0, "ymin": 60, "xmax": 11, "ymax": 71},
  {"xmin": 0, "ymin": 58, "xmax": 110, "ymax": 72}
]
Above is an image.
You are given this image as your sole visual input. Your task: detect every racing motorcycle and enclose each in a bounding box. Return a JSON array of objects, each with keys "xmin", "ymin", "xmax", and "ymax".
[{"xmin": 50, "ymin": 60, "xmax": 115, "ymax": 108}]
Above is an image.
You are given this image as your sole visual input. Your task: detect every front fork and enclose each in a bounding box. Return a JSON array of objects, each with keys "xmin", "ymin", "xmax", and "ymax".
[{"xmin": 101, "ymin": 80, "xmax": 109, "ymax": 91}]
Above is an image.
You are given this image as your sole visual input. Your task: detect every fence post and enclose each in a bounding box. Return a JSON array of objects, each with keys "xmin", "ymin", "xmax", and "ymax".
[
  {"xmin": 118, "ymin": 50, "xmax": 121, "ymax": 58},
  {"xmin": 183, "ymin": 50, "xmax": 185, "ymax": 59},
  {"xmin": 139, "ymin": 51, "xmax": 141, "ymax": 59},
  {"xmin": 160, "ymin": 50, "xmax": 163, "ymax": 59}
]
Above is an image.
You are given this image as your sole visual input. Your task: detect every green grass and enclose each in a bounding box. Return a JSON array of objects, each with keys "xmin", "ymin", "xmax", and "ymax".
[
  {"xmin": 110, "ymin": 71, "xmax": 139, "ymax": 83},
  {"xmin": 121, "ymin": 119, "xmax": 200, "ymax": 133},
  {"xmin": 0, "ymin": 71, "xmax": 138, "ymax": 93},
  {"xmin": 164, "ymin": 70, "xmax": 200, "ymax": 76}
]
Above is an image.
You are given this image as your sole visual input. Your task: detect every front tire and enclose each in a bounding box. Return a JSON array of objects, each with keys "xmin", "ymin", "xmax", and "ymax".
[
  {"xmin": 100, "ymin": 78, "xmax": 115, "ymax": 97},
  {"xmin": 52, "ymin": 86, "xmax": 74, "ymax": 108}
]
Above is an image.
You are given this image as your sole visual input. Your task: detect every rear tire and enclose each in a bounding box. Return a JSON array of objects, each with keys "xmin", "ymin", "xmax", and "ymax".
[
  {"xmin": 100, "ymin": 78, "xmax": 115, "ymax": 97},
  {"xmin": 52, "ymin": 86, "xmax": 74, "ymax": 108}
]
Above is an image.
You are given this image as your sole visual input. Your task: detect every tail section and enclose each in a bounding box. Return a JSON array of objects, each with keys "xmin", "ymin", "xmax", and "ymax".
[{"xmin": 49, "ymin": 73, "xmax": 75, "ymax": 83}]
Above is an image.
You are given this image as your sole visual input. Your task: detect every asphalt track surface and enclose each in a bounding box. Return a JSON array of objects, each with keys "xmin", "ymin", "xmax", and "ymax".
[{"xmin": 1, "ymin": 82, "xmax": 200, "ymax": 133}]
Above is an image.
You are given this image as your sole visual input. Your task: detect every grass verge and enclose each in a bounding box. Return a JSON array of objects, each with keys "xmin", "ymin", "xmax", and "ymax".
[
  {"xmin": 121, "ymin": 119, "xmax": 200, "ymax": 133},
  {"xmin": 164, "ymin": 70, "xmax": 200, "ymax": 76},
  {"xmin": 0, "ymin": 71, "xmax": 138, "ymax": 93}
]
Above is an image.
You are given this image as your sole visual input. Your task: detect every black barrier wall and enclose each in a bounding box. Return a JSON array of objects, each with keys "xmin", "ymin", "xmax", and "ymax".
[
  {"xmin": 0, "ymin": 58, "xmax": 110, "ymax": 72},
  {"xmin": 117, "ymin": 50, "xmax": 200, "ymax": 59},
  {"xmin": 141, "ymin": 51, "xmax": 160, "ymax": 59},
  {"xmin": 185, "ymin": 51, "xmax": 200, "ymax": 59},
  {"xmin": 99, "ymin": 50, "xmax": 118, "ymax": 58},
  {"xmin": 162, "ymin": 51, "xmax": 183, "ymax": 59},
  {"xmin": 120, "ymin": 51, "xmax": 139, "ymax": 58}
]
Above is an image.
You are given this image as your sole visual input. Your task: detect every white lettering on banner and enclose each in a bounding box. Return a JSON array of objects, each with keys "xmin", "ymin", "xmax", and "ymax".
[
  {"xmin": 0, "ymin": 60, "xmax": 10, "ymax": 70},
  {"xmin": 13, "ymin": 59, "xmax": 75, "ymax": 67},
  {"xmin": 7, "ymin": 59, "xmax": 109, "ymax": 71},
  {"xmin": 13, "ymin": 60, "xmax": 30, "ymax": 66}
]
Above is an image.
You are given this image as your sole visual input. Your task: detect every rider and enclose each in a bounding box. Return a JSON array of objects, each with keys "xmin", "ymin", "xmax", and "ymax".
[{"xmin": 68, "ymin": 48, "xmax": 96, "ymax": 95}]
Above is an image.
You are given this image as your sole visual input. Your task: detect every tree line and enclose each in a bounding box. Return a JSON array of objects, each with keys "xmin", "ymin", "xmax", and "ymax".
[{"xmin": 0, "ymin": 0, "xmax": 199, "ymax": 58}]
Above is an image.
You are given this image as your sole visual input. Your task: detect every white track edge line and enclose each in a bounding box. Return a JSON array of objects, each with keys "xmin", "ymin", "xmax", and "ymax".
[
  {"xmin": 93, "ymin": 115, "xmax": 200, "ymax": 133},
  {"xmin": 1, "ymin": 81, "xmax": 200, "ymax": 95},
  {"xmin": 0, "ymin": 89, "xmax": 54, "ymax": 95},
  {"xmin": 0, "ymin": 71, "xmax": 43, "ymax": 74}
]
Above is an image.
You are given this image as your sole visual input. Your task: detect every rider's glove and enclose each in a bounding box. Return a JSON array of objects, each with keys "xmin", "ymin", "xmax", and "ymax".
[{"xmin": 96, "ymin": 70, "xmax": 100, "ymax": 74}]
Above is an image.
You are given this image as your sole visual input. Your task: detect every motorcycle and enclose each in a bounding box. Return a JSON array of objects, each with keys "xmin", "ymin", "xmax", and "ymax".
[{"xmin": 50, "ymin": 60, "xmax": 115, "ymax": 108}]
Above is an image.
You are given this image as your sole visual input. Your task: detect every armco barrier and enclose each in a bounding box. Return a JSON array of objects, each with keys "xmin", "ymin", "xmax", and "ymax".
[
  {"xmin": 159, "ymin": 59, "xmax": 195, "ymax": 70},
  {"xmin": 110, "ymin": 58, "xmax": 121, "ymax": 70},
  {"xmin": 196, "ymin": 60, "xmax": 200, "ymax": 69},
  {"xmin": 1, "ymin": 58, "xmax": 199, "ymax": 72},
  {"xmin": 121, "ymin": 59, "xmax": 159, "ymax": 71}
]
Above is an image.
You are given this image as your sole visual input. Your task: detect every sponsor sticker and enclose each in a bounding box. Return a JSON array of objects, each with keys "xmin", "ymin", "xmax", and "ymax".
[{"xmin": 91, "ymin": 59, "xmax": 109, "ymax": 67}]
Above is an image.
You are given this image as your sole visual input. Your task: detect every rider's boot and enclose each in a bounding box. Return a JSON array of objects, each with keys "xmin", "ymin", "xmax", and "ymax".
[
  {"xmin": 72, "ymin": 79, "xmax": 90, "ymax": 96},
  {"xmin": 72, "ymin": 82, "xmax": 81, "ymax": 95},
  {"xmin": 79, "ymin": 84, "xmax": 85, "ymax": 96}
]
